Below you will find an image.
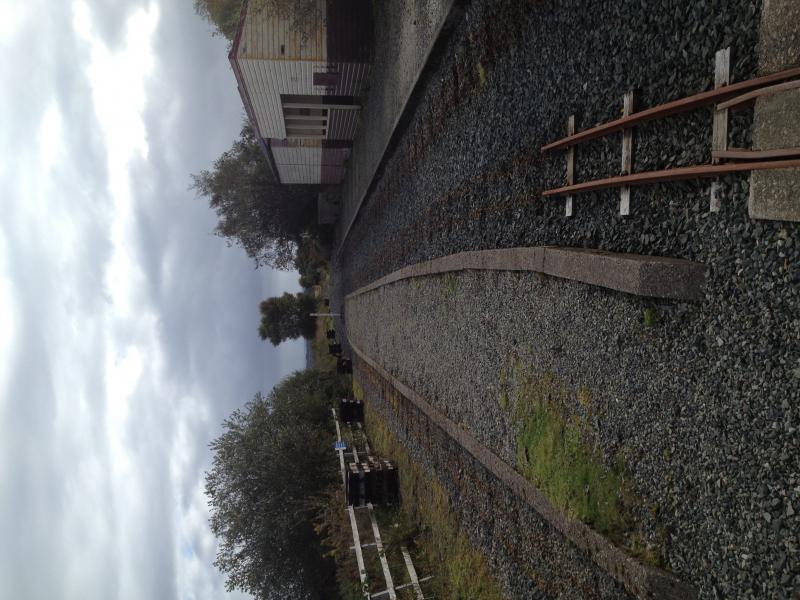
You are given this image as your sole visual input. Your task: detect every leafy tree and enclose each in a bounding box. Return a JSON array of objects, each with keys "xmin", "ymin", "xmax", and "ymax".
[
  {"xmin": 191, "ymin": 122, "xmax": 320, "ymax": 270},
  {"xmin": 259, "ymin": 292, "xmax": 317, "ymax": 345},
  {"xmin": 194, "ymin": 0, "xmax": 322, "ymax": 42},
  {"xmin": 205, "ymin": 370, "xmax": 348, "ymax": 599}
]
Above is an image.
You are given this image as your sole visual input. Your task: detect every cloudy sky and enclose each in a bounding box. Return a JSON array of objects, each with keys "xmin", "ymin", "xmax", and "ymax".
[{"xmin": 0, "ymin": 1, "xmax": 305, "ymax": 598}]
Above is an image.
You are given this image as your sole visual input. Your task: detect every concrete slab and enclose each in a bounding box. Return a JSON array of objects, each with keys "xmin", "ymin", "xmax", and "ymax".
[
  {"xmin": 750, "ymin": 0, "xmax": 800, "ymax": 222},
  {"xmin": 757, "ymin": 0, "xmax": 800, "ymax": 73},
  {"xmin": 540, "ymin": 247, "xmax": 707, "ymax": 301},
  {"xmin": 347, "ymin": 247, "xmax": 706, "ymax": 301}
]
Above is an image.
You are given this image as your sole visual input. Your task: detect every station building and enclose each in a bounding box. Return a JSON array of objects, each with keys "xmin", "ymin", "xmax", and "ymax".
[{"xmin": 229, "ymin": 0, "xmax": 373, "ymax": 184}]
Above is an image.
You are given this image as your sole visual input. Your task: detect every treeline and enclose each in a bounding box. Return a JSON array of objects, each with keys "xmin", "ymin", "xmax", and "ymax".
[
  {"xmin": 206, "ymin": 369, "xmax": 349, "ymax": 600},
  {"xmin": 194, "ymin": 0, "xmax": 322, "ymax": 42}
]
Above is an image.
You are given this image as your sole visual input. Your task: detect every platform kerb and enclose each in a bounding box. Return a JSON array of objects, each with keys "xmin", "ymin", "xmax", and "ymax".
[
  {"xmin": 749, "ymin": 0, "xmax": 800, "ymax": 222},
  {"xmin": 539, "ymin": 247, "xmax": 707, "ymax": 301}
]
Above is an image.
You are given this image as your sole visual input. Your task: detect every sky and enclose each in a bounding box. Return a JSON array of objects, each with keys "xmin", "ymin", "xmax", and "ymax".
[{"xmin": 0, "ymin": 1, "xmax": 306, "ymax": 598}]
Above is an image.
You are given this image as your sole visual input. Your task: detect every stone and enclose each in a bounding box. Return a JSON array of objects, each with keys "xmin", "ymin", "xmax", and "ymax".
[{"xmin": 750, "ymin": 0, "xmax": 800, "ymax": 222}]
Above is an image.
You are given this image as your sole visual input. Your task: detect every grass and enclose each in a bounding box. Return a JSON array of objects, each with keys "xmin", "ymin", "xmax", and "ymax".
[
  {"xmin": 476, "ymin": 62, "xmax": 487, "ymax": 89},
  {"xmin": 442, "ymin": 272, "xmax": 459, "ymax": 298},
  {"xmin": 311, "ymin": 308, "xmax": 337, "ymax": 371},
  {"xmin": 507, "ymin": 365, "xmax": 631, "ymax": 538},
  {"xmin": 365, "ymin": 384, "xmax": 504, "ymax": 600}
]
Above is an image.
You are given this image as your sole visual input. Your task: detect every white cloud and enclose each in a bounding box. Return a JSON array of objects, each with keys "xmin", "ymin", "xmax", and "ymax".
[
  {"xmin": 0, "ymin": 1, "xmax": 307, "ymax": 599},
  {"xmin": 0, "ymin": 233, "xmax": 15, "ymax": 402},
  {"xmin": 0, "ymin": 0, "xmax": 28, "ymax": 43}
]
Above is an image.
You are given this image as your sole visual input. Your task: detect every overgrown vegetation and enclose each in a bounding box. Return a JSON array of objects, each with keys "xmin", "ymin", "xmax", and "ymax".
[
  {"xmin": 194, "ymin": 0, "xmax": 322, "ymax": 43},
  {"xmin": 258, "ymin": 292, "xmax": 317, "ymax": 345},
  {"xmin": 363, "ymin": 382, "xmax": 504, "ymax": 600},
  {"xmin": 205, "ymin": 369, "xmax": 349, "ymax": 600},
  {"xmin": 499, "ymin": 359, "xmax": 664, "ymax": 563},
  {"xmin": 191, "ymin": 122, "xmax": 323, "ymax": 270},
  {"xmin": 502, "ymin": 362, "xmax": 630, "ymax": 536}
]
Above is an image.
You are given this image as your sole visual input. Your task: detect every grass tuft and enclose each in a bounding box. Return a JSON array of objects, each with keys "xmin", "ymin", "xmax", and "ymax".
[
  {"xmin": 507, "ymin": 365, "xmax": 630, "ymax": 538},
  {"xmin": 643, "ymin": 307, "xmax": 658, "ymax": 328}
]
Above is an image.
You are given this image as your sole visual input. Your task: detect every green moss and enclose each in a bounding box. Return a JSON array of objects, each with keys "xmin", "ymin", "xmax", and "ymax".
[
  {"xmin": 499, "ymin": 389, "xmax": 509, "ymax": 410},
  {"xmin": 508, "ymin": 367, "xmax": 629, "ymax": 538},
  {"xmin": 476, "ymin": 63, "xmax": 487, "ymax": 89},
  {"xmin": 442, "ymin": 272, "xmax": 459, "ymax": 297},
  {"xmin": 352, "ymin": 378, "xmax": 364, "ymax": 401}
]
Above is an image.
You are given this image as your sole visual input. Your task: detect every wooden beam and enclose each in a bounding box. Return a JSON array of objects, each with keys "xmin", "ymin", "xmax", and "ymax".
[
  {"xmin": 333, "ymin": 408, "xmax": 347, "ymax": 489},
  {"xmin": 283, "ymin": 102, "xmax": 360, "ymax": 110},
  {"xmin": 371, "ymin": 578, "xmax": 433, "ymax": 599},
  {"xmin": 565, "ymin": 115, "xmax": 575, "ymax": 217},
  {"xmin": 620, "ymin": 91, "xmax": 635, "ymax": 215},
  {"xmin": 284, "ymin": 114, "xmax": 329, "ymax": 121},
  {"xmin": 541, "ymin": 65, "xmax": 800, "ymax": 152},
  {"xmin": 717, "ymin": 78, "xmax": 800, "ymax": 111},
  {"xmin": 710, "ymin": 47, "xmax": 731, "ymax": 212},
  {"xmin": 401, "ymin": 546, "xmax": 425, "ymax": 600},
  {"xmin": 542, "ymin": 158, "xmax": 800, "ymax": 197},
  {"xmin": 367, "ymin": 503, "xmax": 396, "ymax": 600},
  {"xmin": 348, "ymin": 506, "xmax": 370, "ymax": 594},
  {"xmin": 285, "ymin": 122, "xmax": 327, "ymax": 130}
]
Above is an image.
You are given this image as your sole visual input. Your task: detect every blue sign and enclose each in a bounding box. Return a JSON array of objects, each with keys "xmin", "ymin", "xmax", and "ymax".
[{"xmin": 334, "ymin": 441, "xmax": 346, "ymax": 450}]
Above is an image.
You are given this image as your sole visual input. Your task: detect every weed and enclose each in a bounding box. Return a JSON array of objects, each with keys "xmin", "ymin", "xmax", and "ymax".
[
  {"xmin": 643, "ymin": 307, "xmax": 658, "ymax": 328},
  {"xmin": 476, "ymin": 62, "xmax": 487, "ymax": 89},
  {"xmin": 577, "ymin": 386, "xmax": 592, "ymax": 411},
  {"xmin": 507, "ymin": 364, "xmax": 630, "ymax": 537},
  {"xmin": 499, "ymin": 389, "xmax": 509, "ymax": 410},
  {"xmin": 442, "ymin": 272, "xmax": 459, "ymax": 297},
  {"xmin": 352, "ymin": 377, "xmax": 364, "ymax": 401}
]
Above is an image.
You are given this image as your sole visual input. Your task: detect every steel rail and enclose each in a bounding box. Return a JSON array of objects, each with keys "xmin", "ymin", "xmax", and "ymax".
[
  {"xmin": 716, "ymin": 79, "xmax": 800, "ymax": 111},
  {"xmin": 713, "ymin": 148, "xmax": 800, "ymax": 161},
  {"xmin": 542, "ymin": 158, "xmax": 800, "ymax": 197},
  {"xmin": 541, "ymin": 66, "xmax": 800, "ymax": 152}
]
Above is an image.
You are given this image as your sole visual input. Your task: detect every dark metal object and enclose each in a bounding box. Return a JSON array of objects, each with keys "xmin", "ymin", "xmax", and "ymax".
[
  {"xmin": 346, "ymin": 458, "xmax": 399, "ymax": 506},
  {"xmin": 542, "ymin": 159, "xmax": 800, "ymax": 197},
  {"xmin": 541, "ymin": 66, "xmax": 800, "ymax": 152},
  {"xmin": 339, "ymin": 398, "xmax": 364, "ymax": 423},
  {"xmin": 337, "ymin": 357, "xmax": 353, "ymax": 374}
]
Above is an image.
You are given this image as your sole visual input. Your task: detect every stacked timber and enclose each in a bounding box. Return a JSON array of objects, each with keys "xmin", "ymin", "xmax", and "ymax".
[
  {"xmin": 339, "ymin": 398, "xmax": 364, "ymax": 423},
  {"xmin": 346, "ymin": 457, "xmax": 399, "ymax": 506}
]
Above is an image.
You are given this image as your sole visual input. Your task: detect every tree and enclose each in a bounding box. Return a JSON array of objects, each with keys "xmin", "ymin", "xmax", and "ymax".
[
  {"xmin": 194, "ymin": 0, "xmax": 323, "ymax": 43},
  {"xmin": 205, "ymin": 370, "xmax": 349, "ymax": 599},
  {"xmin": 191, "ymin": 122, "xmax": 320, "ymax": 270},
  {"xmin": 259, "ymin": 292, "xmax": 317, "ymax": 345}
]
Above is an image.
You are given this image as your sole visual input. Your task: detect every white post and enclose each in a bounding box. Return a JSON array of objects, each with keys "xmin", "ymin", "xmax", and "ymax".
[
  {"xmin": 565, "ymin": 115, "xmax": 575, "ymax": 217},
  {"xmin": 710, "ymin": 47, "xmax": 731, "ymax": 212}
]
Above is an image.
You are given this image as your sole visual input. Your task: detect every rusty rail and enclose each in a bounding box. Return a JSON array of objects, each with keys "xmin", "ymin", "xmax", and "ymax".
[
  {"xmin": 541, "ymin": 66, "xmax": 800, "ymax": 152},
  {"xmin": 716, "ymin": 79, "xmax": 800, "ymax": 111},
  {"xmin": 542, "ymin": 158, "xmax": 800, "ymax": 197},
  {"xmin": 712, "ymin": 148, "xmax": 800, "ymax": 161}
]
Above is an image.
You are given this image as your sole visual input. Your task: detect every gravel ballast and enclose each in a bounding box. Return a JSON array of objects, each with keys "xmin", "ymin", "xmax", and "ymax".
[
  {"xmin": 356, "ymin": 356, "xmax": 632, "ymax": 600},
  {"xmin": 331, "ymin": 1, "xmax": 799, "ymax": 598},
  {"xmin": 347, "ymin": 271, "xmax": 799, "ymax": 599}
]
